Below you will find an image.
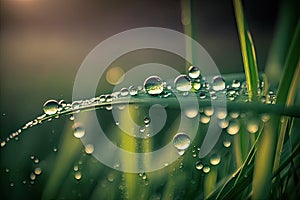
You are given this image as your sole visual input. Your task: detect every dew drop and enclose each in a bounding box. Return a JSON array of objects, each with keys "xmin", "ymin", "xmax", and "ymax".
[
  {"xmin": 261, "ymin": 114, "xmax": 270, "ymax": 122},
  {"xmin": 129, "ymin": 85, "xmax": 138, "ymax": 96},
  {"xmin": 200, "ymin": 115, "xmax": 210, "ymax": 124},
  {"xmin": 173, "ymin": 133, "xmax": 191, "ymax": 152},
  {"xmin": 143, "ymin": 76, "xmax": 164, "ymax": 95},
  {"xmin": 210, "ymin": 154, "xmax": 221, "ymax": 165},
  {"xmin": 174, "ymin": 75, "xmax": 192, "ymax": 92},
  {"xmin": 192, "ymin": 79, "xmax": 201, "ymax": 90},
  {"xmin": 202, "ymin": 166, "xmax": 211, "ymax": 173},
  {"xmin": 144, "ymin": 117, "xmax": 151, "ymax": 125},
  {"xmin": 223, "ymin": 140, "xmax": 231, "ymax": 147},
  {"xmin": 43, "ymin": 100, "xmax": 59, "ymax": 115},
  {"xmin": 188, "ymin": 66, "xmax": 201, "ymax": 78},
  {"xmin": 73, "ymin": 123, "xmax": 85, "ymax": 139},
  {"xmin": 85, "ymin": 144, "xmax": 94, "ymax": 154},
  {"xmin": 195, "ymin": 161, "xmax": 204, "ymax": 170},
  {"xmin": 212, "ymin": 76, "xmax": 226, "ymax": 91},
  {"xmin": 232, "ymin": 80, "xmax": 241, "ymax": 88},
  {"xmin": 184, "ymin": 106, "xmax": 199, "ymax": 119},
  {"xmin": 34, "ymin": 167, "xmax": 42, "ymax": 175},
  {"xmin": 226, "ymin": 120, "xmax": 240, "ymax": 135},
  {"xmin": 73, "ymin": 165, "xmax": 79, "ymax": 171},
  {"xmin": 30, "ymin": 173, "xmax": 36, "ymax": 180},
  {"xmin": 74, "ymin": 171, "xmax": 82, "ymax": 180},
  {"xmin": 247, "ymin": 118, "xmax": 259, "ymax": 134},
  {"xmin": 204, "ymin": 107, "xmax": 214, "ymax": 116},
  {"xmin": 120, "ymin": 88, "xmax": 129, "ymax": 97}
]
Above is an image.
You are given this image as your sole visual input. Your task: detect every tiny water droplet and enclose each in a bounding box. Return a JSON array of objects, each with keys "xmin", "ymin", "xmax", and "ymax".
[
  {"xmin": 210, "ymin": 154, "xmax": 221, "ymax": 165},
  {"xmin": 200, "ymin": 114, "xmax": 210, "ymax": 124},
  {"xmin": 43, "ymin": 100, "xmax": 59, "ymax": 115},
  {"xmin": 85, "ymin": 144, "xmax": 94, "ymax": 154},
  {"xmin": 212, "ymin": 76, "xmax": 226, "ymax": 91},
  {"xmin": 192, "ymin": 78, "xmax": 201, "ymax": 90},
  {"xmin": 30, "ymin": 173, "xmax": 36, "ymax": 180},
  {"xmin": 73, "ymin": 165, "xmax": 79, "ymax": 171},
  {"xmin": 195, "ymin": 161, "xmax": 204, "ymax": 170},
  {"xmin": 188, "ymin": 66, "xmax": 201, "ymax": 78},
  {"xmin": 204, "ymin": 107, "xmax": 214, "ymax": 116},
  {"xmin": 223, "ymin": 140, "xmax": 231, "ymax": 147},
  {"xmin": 247, "ymin": 118, "xmax": 259, "ymax": 134},
  {"xmin": 74, "ymin": 171, "xmax": 82, "ymax": 180},
  {"xmin": 173, "ymin": 133, "xmax": 191, "ymax": 152},
  {"xmin": 202, "ymin": 166, "xmax": 211, "ymax": 173},
  {"xmin": 144, "ymin": 117, "xmax": 151, "ymax": 125},
  {"xmin": 174, "ymin": 75, "xmax": 192, "ymax": 92},
  {"xmin": 73, "ymin": 123, "xmax": 85, "ymax": 139},
  {"xmin": 129, "ymin": 85, "xmax": 138, "ymax": 96},
  {"xmin": 232, "ymin": 80, "xmax": 240, "ymax": 88},
  {"xmin": 144, "ymin": 76, "xmax": 164, "ymax": 95},
  {"xmin": 261, "ymin": 113, "xmax": 270, "ymax": 123},
  {"xmin": 34, "ymin": 167, "xmax": 42, "ymax": 175},
  {"xmin": 120, "ymin": 88, "xmax": 129, "ymax": 97}
]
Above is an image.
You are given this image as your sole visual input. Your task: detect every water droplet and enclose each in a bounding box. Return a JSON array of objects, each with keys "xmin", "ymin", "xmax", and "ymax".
[
  {"xmin": 144, "ymin": 117, "xmax": 151, "ymax": 125},
  {"xmin": 232, "ymin": 80, "xmax": 241, "ymax": 88},
  {"xmin": 43, "ymin": 100, "xmax": 59, "ymax": 115},
  {"xmin": 74, "ymin": 171, "xmax": 82, "ymax": 180},
  {"xmin": 226, "ymin": 120, "xmax": 240, "ymax": 135},
  {"xmin": 173, "ymin": 133, "xmax": 191, "ymax": 152},
  {"xmin": 129, "ymin": 85, "xmax": 138, "ymax": 96},
  {"xmin": 73, "ymin": 123, "xmax": 85, "ymax": 139},
  {"xmin": 204, "ymin": 107, "xmax": 214, "ymax": 116},
  {"xmin": 202, "ymin": 166, "xmax": 211, "ymax": 173},
  {"xmin": 212, "ymin": 76, "xmax": 226, "ymax": 91},
  {"xmin": 1, "ymin": 141, "xmax": 6, "ymax": 147},
  {"xmin": 199, "ymin": 91, "xmax": 206, "ymax": 99},
  {"xmin": 73, "ymin": 165, "xmax": 79, "ymax": 171},
  {"xmin": 218, "ymin": 119, "xmax": 229, "ymax": 129},
  {"xmin": 261, "ymin": 114, "xmax": 270, "ymax": 122},
  {"xmin": 30, "ymin": 173, "xmax": 36, "ymax": 180},
  {"xmin": 34, "ymin": 158, "xmax": 39, "ymax": 164},
  {"xmin": 247, "ymin": 119, "xmax": 259, "ymax": 134},
  {"xmin": 192, "ymin": 78, "xmax": 201, "ymax": 90},
  {"xmin": 85, "ymin": 144, "xmax": 94, "ymax": 154},
  {"xmin": 210, "ymin": 154, "xmax": 221, "ymax": 165},
  {"xmin": 215, "ymin": 109, "xmax": 227, "ymax": 119},
  {"xmin": 184, "ymin": 106, "xmax": 199, "ymax": 118},
  {"xmin": 223, "ymin": 140, "xmax": 231, "ymax": 147},
  {"xmin": 200, "ymin": 115, "xmax": 210, "ymax": 124},
  {"xmin": 120, "ymin": 88, "xmax": 129, "ymax": 97},
  {"xmin": 5, "ymin": 168, "xmax": 9, "ymax": 173},
  {"xmin": 230, "ymin": 111, "xmax": 240, "ymax": 119},
  {"xmin": 34, "ymin": 167, "xmax": 42, "ymax": 175},
  {"xmin": 188, "ymin": 66, "xmax": 201, "ymax": 78},
  {"xmin": 144, "ymin": 76, "xmax": 164, "ymax": 95},
  {"xmin": 174, "ymin": 75, "xmax": 192, "ymax": 92},
  {"xmin": 195, "ymin": 161, "xmax": 203, "ymax": 170}
]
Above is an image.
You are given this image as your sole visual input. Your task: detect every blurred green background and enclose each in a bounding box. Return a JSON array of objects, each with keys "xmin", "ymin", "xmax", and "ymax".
[{"xmin": 0, "ymin": 0, "xmax": 295, "ymax": 199}]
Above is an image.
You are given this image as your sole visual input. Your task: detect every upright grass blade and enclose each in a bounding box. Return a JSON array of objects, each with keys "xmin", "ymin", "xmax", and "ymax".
[
  {"xmin": 233, "ymin": 0, "xmax": 259, "ymax": 101},
  {"xmin": 252, "ymin": 20, "xmax": 300, "ymax": 199}
]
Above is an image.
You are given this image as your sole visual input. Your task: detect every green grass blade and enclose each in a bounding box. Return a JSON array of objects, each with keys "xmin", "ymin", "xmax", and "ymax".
[
  {"xmin": 252, "ymin": 20, "xmax": 300, "ymax": 199},
  {"xmin": 233, "ymin": 0, "xmax": 259, "ymax": 101}
]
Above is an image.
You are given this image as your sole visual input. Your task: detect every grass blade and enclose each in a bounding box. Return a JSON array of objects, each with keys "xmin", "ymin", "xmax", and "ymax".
[{"xmin": 233, "ymin": 0, "xmax": 259, "ymax": 101}]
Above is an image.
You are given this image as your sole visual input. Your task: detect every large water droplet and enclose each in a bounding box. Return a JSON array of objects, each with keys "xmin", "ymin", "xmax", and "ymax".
[
  {"xmin": 173, "ymin": 133, "xmax": 191, "ymax": 152},
  {"xmin": 144, "ymin": 76, "xmax": 164, "ymax": 95},
  {"xmin": 174, "ymin": 75, "xmax": 192, "ymax": 92},
  {"xmin": 43, "ymin": 100, "xmax": 59, "ymax": 115},
  {"xmin": 73, "ymin": 123, "xmax": 85, "ymax": 138},
  {"xmin": 188, "ymin": 66, "xmax": 201, "ymax": 78},
  {"xmin": 212, "ymin": 76, "xmax": 226, "ymax": 91}
]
